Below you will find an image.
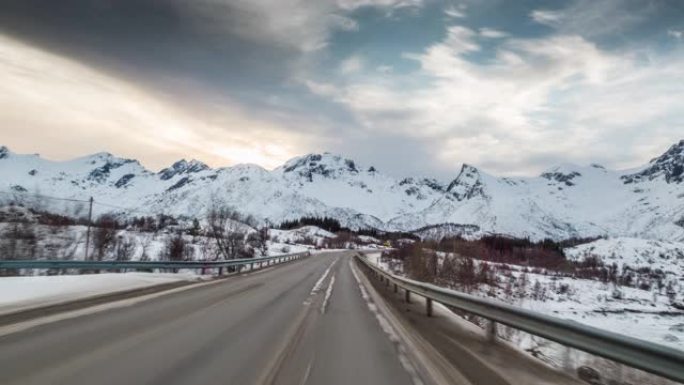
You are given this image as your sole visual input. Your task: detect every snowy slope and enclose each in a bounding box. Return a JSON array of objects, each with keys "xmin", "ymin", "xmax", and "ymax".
[
  {"xmin": 565, "ymin": 237, "xmax": 684, "ymax": 276},
  {"xmin": 1, "ymin": 140, "xmax": 684, "ymax": 241}
]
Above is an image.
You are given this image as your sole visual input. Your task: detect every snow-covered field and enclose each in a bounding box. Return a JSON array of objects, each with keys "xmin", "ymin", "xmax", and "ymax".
[
  {"xmin": 366, "ymin": 250, "xmax": 683, "ymax": 384},
  {"xmin": 0, "ymin": 222, "xmax": 333, "ymax": 264},
  {"xmin": 366, "ymin": 249, "xmax": 684, "ymax": 350},
  {"xmin": 0, "ymin": 272, "xmax": 202, "ymax": 315},
  {"xmin": 565, "ymin": 237, "xmax": 684, "ymax": 276}
]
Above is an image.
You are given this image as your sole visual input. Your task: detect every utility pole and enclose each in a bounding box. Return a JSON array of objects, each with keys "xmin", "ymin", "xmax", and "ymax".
[{"xmin": 84, "ymin": 197, "xmax": 94, "ymax": 260}]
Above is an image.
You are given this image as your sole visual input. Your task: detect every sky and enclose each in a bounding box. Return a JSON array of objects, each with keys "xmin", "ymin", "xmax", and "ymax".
[{"xmin": 0, "ymin": 0, "xmax": 683, "ymax": 179}]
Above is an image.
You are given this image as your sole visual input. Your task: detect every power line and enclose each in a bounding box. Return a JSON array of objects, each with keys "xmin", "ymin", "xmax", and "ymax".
[
  {"xmin": 0, "ymin": 189, "xmax": 159, "ymax": 217},
  {"xmin": 0, "ymin": 189, "xmax": 90, "ymax": 203}
]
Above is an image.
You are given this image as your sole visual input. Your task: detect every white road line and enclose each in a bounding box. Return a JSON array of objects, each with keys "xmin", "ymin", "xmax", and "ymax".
[
  {"xmin": 310, "ymin": 258, "xmax": 337, "ymax": 295},
  {"xmin": 300, "ymin": 358, "xmax": 314, "ymax": 385},
  {"xmin": 320, "ymin": 274, "xmax": 336, "ymax": 314}
]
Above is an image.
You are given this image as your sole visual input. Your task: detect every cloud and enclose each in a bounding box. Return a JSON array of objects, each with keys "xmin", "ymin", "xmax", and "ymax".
[
  {"xmin": 530, "ymin": 10, "xmax": 564, "ymax": 25},
  {"xmin": 330, "ymin": 14, "xmax": 360, "ymax": 32},
  {"xmin": 3, "ymin": 0, "xmax": 681, "ymax": 179},
  {"xmin": 175, "ymin": 0, "xmax": 356, "ymax": 52},
  {"xmin": 337, "ymin": 0, "xmax": 424, "ymax": 10},
  {"xmin": 377, "ymin": 65, "xmax": 394, "ymax": 73},
  {"xmin": 444, "ymin": 5, "xmax": 466, "ymax": 19},
  {"xmin": 305, "ymin": 24, "xmax": 684, "ymax": 175},
  {"xmin": 669, "ymin": 29, "xmax": 683, "ymax": 39},
  {"xmin": 530, "ymin": 0, "xmax": 647, "ymax": 38},
  {"xmin": 170, "ymin": 0, "xmax": 423, "ymax": 54},
  {"xmin": 340, "ymin": 55, "xmax": 364, "ymax": 74},
  {"xmin": 479, "ymin": 28, "xmax": 509, "ymax": 39},
  {"xmin": 0, "ymin": 34, "xmax": 311, "ymax": 170}
]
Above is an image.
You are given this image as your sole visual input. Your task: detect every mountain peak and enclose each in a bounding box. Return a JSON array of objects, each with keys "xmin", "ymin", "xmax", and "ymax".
[
  {"xmin": 622, "ymin": 139, "xmax": 684, "ymax": 184},
  {"xmin": 446, "ymin": 164, "xmax": 486, "ymax": 201},
  {"xmin": 541, "ymin": 164, "xmax": 583, "ymax": 186},
  {"xmin": 159, "ymin": 159, "xmax": 210, "ymax": 180},
  {"xmin": 78, "ymin": 151, "xmax": 137, "ymax": 167},
  {"xmin": 281, "ymin": 153, "xmax": 361, "ymax": 181},
  {"xmin": 0, "ymin": 145, "xmax": 9, "ymax": 159}
]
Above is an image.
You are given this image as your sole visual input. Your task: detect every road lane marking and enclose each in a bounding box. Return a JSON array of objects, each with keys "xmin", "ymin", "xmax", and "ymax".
[
  {"xmin": 310, "ymin": 258, "xmax": 337, "ymax": 295},
  {"xmin": 303, "ymin": 257, "xmax": 339, "ymax": 306},
  {"xmin": 300, "ymin": 358, "xmax": 314, "ymax": 385},
  {"xmin": 320, "ymin": 274, "xmax": 336, "ymax": 314}
]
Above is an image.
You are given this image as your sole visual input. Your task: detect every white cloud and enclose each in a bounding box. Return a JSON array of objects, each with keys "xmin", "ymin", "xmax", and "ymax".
[
  {"xmin": 304, "ymin": 80, "xmax": 339, "ymax": 97},
  {"xmin": 310, "ymin": 25, "xmax": 684, "ymax": 175},
  {"xmin": 479, "ymin": 28, "xmax": 509, "ymax": 39},
  {"xmin": 377, "ymin": 65, "xmax": 394, "ymax": 73},
  {"xmin": 530, "ymin": 0, "xmax": 646, "ymax": 38},
  {"xmin": 669, "ymin": 29, "xmax": 683, "ymax": 39},
  {"xmin": 444, "ymin": 5, "xmax": 466, "ymax": 19},
  {"xmin": 329, "ymin": 14, "xmax": 360, "ymax": 32},
  {"xmin": 340, "ymin": 55, "xmax": 364, "ymax": 74},
  {"xmin": 530, "ymin": 10, "xmax": 564, "ymax": 25},
  {"xmin": 337, "ymin": 0, "xmax": 423, "ymax": 10},
  {"xmin": 0, "ymin": 34, "xmax": 310, "ymax": 170}
]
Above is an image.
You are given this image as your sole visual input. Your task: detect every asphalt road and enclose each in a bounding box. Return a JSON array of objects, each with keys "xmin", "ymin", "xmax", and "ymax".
[{"xmin": 0, "ymin": 252, "xmax": 420, "ymax": 385}]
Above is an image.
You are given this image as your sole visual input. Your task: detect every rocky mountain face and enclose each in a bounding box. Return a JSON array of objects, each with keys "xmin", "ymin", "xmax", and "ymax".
[{"xmin": 1, "ymin": 141, "xmax": 683, "ymax": 241}]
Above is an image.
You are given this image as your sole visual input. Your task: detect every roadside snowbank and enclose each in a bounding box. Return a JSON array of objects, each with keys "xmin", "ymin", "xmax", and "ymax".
[{"xmin": 0, "ymin": 272, "xmax": 202, "ymax": 315}]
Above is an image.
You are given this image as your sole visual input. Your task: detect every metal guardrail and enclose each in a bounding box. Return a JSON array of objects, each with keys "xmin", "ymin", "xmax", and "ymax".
[
  {"xmin": 0, "ymin": 252, "xmax": 310, "ymax": 273},
  {"xmin": 355, "ymin": 254, "xmax": 684, "ymax": 383}
]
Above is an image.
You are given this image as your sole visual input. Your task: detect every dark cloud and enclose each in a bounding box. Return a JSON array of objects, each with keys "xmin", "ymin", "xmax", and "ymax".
[{"xmin": 0, "ymin": 0, "xmax": 298, "ymax": 94}]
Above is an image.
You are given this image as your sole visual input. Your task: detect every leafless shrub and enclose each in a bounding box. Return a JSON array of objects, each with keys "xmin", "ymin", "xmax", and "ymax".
[
  {"xmin": 91, "ymin": 215, "xmax": 119, "ymax": 260},
  {"xmin": 206, "ymin": 201, "xmax": 248, "ymax": 260},
  {"xmin": 115, "ymin": 235, "xmax": 136, "ymax": 261}
]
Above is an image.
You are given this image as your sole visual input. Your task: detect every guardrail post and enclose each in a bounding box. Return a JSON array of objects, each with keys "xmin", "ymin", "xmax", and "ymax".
[
  {"xmin": 487, "ymin": 320, "xmax": 497, "ymax": 342},
  {"xmin": 426, "ymin": 298, "xmax": 433, "ymax": 317},
  {"xmin": 218, "ymin": 267, "xmax": 223, "ymax": 276},
  {"xmin": 393, "ymin": 283, "xmax": 398, "ymax": 293},
  {"xmin": 405, "ymin": 289, "xmax": 411, "ymax": 304}
]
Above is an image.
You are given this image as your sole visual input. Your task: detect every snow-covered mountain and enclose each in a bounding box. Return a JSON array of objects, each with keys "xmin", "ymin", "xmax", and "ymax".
[{"xmin": 1, "ymin": 140, "xmax": 683, "ymax": 241}]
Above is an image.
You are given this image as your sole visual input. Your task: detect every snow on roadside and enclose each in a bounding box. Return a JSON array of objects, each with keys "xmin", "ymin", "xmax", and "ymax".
[
  {"xmin": 363, "ymin": 252, "xmax": 684, "ymax": 350},
  {"xmin": 0, "ymin": 272, "xmax": 203, "ymax": 315}
]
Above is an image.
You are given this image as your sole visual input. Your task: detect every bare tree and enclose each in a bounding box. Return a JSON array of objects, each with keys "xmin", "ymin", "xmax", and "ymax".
[
  {"xmin": 0, "ymin": 204, "xmax": 37, "ymax": 261},
  {"xmin": 248, "ymin": 227, "xmax": 270, "ymax": 257},
  {"xmin": 92, "ymin": 215, "xmax": 118, "ymax": 261},
  {"xmin": 139, "ymin": 233, "xmax": 153, "ymax": 261},
  {"xmin": 58, "ymin": 231, "xmax": 81, "ymax": 261},
  {"xmin": 115, "ymin": 235, "xmax": 136, "ymax": 261},
  {"xmin": 206, "ymin": 202, "xmax": 247, "ymax": 260},
  {"xmin": 160, "ymin": 232, "xmax": 187, "ymax": 262}
]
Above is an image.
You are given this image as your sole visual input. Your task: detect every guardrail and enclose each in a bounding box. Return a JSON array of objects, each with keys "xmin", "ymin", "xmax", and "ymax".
[
  {"xmin": 355, "ymin": 254, "xmax": 684, "ymax": 383},
  {"xmin": 0, "ymin": 252, "xmax": 310, "ymax": 274}
]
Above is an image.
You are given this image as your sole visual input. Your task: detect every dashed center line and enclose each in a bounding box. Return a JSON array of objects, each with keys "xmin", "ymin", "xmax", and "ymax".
[{"xmin": 320, "ymin": 274, "xmax": 336, "ymax": 314}]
